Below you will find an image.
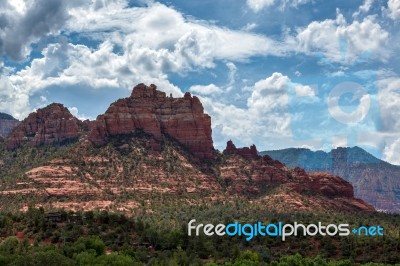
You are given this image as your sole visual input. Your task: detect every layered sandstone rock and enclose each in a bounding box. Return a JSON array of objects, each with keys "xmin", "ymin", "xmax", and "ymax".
[
  {"xmin": 0, "ymin": 112, "xmax": 20, "ymax": 138},
  {"xmin": 302, "ymin": 172, "xmax": 354, "ymax": 198},
  {"xmin": 89, "ymin": 83, "xmax": 214, "ymax": 159},
  {"xmin": 6, "ymin": 104, "xmax": 82, "ymax": 149}
]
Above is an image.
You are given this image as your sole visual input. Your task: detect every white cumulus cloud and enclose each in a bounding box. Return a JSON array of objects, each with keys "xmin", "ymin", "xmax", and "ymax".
[
  {"xmin": 190, "ymin": 84, "xmax": 223, "ymax": 95},
  {"xmin": 353, "ymin": 0, "xmax": 374, "ymax": 17},
  {"xmin": 247, "ymin": 0, "xmax": 275, "ymax": 12},
  {"xmin": 377, "ymin": 77, "xmax": 400, "ymax": 132},
  {"xmin": 387, "ymin": 0, "xmax": 400, "ymax": 20},
  {"xmin": 383, "ymin": 137, "xmax": 400, "ymax": 164},
  {"xmin": 199, "ymin": 72, "xmax": 312, "ymax": 148},
  {"xmin": 295, "ymin": 11, "xmax": 389, "ymax": 63},
  {"xmin": 2, "ymin": 1, "xmax": 286, "ymax": 118},
  {"xmin": 247, "ymin": 0, "xmax": 310, "ymax": 12}
]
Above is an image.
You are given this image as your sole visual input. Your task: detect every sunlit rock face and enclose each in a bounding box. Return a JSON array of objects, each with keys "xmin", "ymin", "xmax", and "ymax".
[
  {"xmin": 6, "ymin": 104, "xmax": 82, "ymax": 149},
  {"xmin": 89, "ymin": 83, "xmax": 214, "ymax": 160}
]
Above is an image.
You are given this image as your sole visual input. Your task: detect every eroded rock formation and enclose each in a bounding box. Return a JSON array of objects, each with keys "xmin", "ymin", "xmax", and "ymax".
[
  {"xmin": 224, "ymin": 140, "xmax": 259, "ymax": 160},
  {"xmin": 6, "ymin": 104, "xmax": 82, "ymax": 149},
  {"xmin": 89, "ymin": 83, "xmax": 214, "ymax": 159}
]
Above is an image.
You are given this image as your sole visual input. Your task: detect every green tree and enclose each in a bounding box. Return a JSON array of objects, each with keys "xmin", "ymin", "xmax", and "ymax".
[
  {"xmin": 0, "ymin": 237, "xmax": 19, "ymax": 255},
  {"xmin": 73, "ymin": 236, "xmax": 106, "ymax": 256}
]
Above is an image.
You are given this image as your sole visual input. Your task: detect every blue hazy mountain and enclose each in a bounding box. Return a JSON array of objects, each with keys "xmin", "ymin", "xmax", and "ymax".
[{"xmin": 0, "ymin": 112, "xmax": 19, "ymax": 138}]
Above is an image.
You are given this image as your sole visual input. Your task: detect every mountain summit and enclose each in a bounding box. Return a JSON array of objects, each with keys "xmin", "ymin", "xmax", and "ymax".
[{"xmin": 6, "ymin": 103, "xmax": 86, "ymax": 150}]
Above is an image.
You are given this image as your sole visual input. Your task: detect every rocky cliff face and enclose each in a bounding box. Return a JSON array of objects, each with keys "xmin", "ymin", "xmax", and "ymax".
[
  {"xmin": 6, "ymin": 104, "xmax": 83, "ymax": 149},
  {"xmin": 89, "ymin": 83, "xmax": 214, "ymax": 160},
  {"xmin": 262, "ymin": 147, "xmax": 400, "ymax": 213},
  {"xmin": 0, "ymin": 112, "xmax": 20, "ymax": 138},
  {"xmin": 221, "ymin": 142, "xmax": 374, "ymax": 212}
]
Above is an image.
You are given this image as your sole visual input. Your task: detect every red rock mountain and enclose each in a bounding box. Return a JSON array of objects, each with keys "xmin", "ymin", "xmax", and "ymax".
[
  {"xmin": 89, "ymin": 83, "xmax": 214, "ymax": 159},
  {"xmin": 0, "ymin": 112, "xmax": 20, "ymax": 138},
  {"xmin": 0, "ymin": 84, "xmax": 375, "ymax": 213},
  {"xmin": 6, "ymin": 103, "xmax": 83, "ymax": 149}
]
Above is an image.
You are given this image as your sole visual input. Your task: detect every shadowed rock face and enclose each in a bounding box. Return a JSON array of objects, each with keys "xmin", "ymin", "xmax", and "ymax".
[
  {"xmin": 6, "ymin": 104, "xmax": 82, "ymax": 149},
  {"xmin": 89, "ymin": 83, "xmax": 214, "ymax": 160},
  {"xmin": 222, "ymin": 141, "xmax": 374, "ymax": 212},
  {"xmin": 0, "ymin": 112, "xmax": 19, "ymax": 138},
  {"xmin": 224, "ymin": 140, "xmax": 259, "ymax": 160}
]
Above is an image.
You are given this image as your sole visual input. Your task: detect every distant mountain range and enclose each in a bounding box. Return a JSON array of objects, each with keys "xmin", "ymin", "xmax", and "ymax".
[
  {"xmin": 261, "ymin": 147, "xmax": 400, "ymax": 213},
  {"xmin": 0, "ymin": 112, "xmax": 19, "ymax": 139}
]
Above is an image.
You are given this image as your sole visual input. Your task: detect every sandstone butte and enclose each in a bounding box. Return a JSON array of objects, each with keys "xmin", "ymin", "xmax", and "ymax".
[
  {"xmin": 6, "ymin": 103, "xmax": 84, "ymax": 150},
  {"xmin": 89, "ymin": 83, "xmax": 214, "ymax": 160}
]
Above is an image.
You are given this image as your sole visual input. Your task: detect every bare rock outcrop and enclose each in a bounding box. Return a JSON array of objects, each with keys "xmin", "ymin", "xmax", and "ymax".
[
  {"xmin": 89, "ymin": 83, "xmax": 214, "ymax": 159},
  {"xmin": 6, "ymin": 104, "xmax": 82, "ymax": 149},
  {"xmin": 224, "ymin": 140, "xmax": 259, "ymax": 160}
]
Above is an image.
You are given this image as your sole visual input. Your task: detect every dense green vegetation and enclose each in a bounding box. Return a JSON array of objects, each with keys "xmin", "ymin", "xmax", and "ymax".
[{"xmin": 0, "ymin": 207, "xmax": 399, "ymax": 265}]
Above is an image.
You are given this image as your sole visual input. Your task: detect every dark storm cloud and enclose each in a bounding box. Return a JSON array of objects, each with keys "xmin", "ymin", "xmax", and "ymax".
[{"xmin": 0, "ymin": 0, "xmax": 85, "ymax": 61}]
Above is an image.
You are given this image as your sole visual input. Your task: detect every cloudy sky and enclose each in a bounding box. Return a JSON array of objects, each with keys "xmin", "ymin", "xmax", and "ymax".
[{"xmin": 0, "ymin": 0, "xmax": 400, "ymax": 163}]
